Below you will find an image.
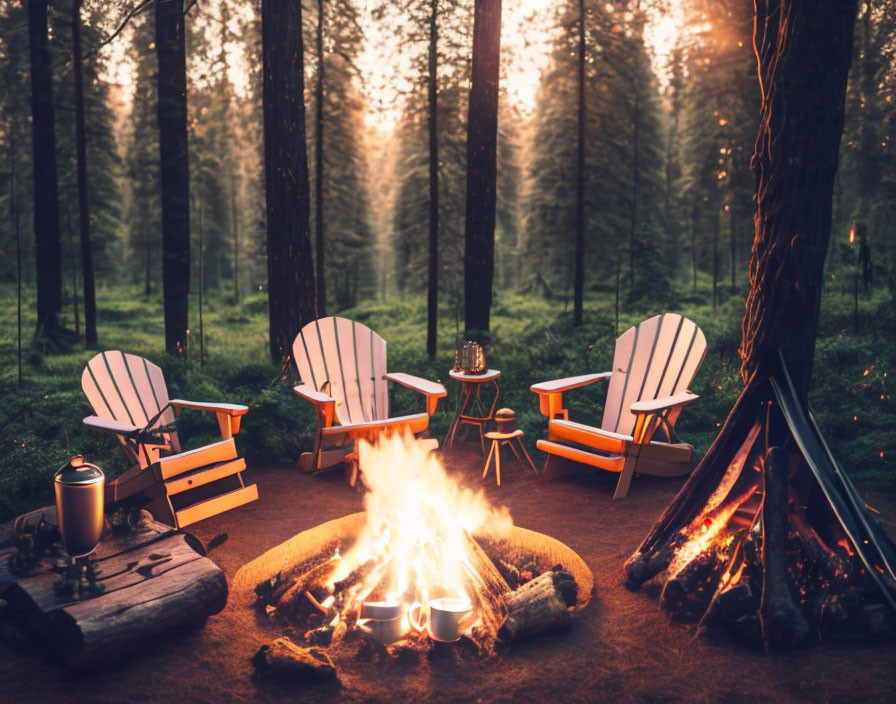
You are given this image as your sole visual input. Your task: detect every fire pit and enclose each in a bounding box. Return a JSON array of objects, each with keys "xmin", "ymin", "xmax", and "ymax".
[{"xmin": 233, "ymin": 434, "xmax": 592, "ymax": 670}]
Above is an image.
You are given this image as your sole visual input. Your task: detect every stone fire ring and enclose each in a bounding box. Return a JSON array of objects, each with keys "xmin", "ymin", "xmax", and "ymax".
[{"xmin": 232, "ymin": 512, "xmax": 594, "ymax": 611}]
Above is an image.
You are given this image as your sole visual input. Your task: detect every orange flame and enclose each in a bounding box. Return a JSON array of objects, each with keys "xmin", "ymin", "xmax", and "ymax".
[{"xmin": 327, "ymin": 432, "xmax": 511, "ymax": 637}]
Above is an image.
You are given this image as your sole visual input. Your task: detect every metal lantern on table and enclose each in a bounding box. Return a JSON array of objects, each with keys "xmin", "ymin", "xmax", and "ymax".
[{"xmin": 54, "ymin": 455, "xmax": 105, "ymax": 558}]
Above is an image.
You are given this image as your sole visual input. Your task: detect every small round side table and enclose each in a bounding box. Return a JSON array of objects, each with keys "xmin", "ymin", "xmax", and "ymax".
[
  {"xmin": 444, "ymin": 368, "xmax": 501, "ymax": 453},
  {"xmin": 482, "ymin": 429, "xmax": 538, "ymax": 486}
]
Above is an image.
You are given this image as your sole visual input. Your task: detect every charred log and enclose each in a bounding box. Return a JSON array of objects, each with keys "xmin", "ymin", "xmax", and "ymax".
[
  {"xmin": 661, "ymin": 548, "xmax": 726, "ymax": 622},
  {"xmin": 759, "ymin": 447, "xmax": 809, "ymax": 648}
]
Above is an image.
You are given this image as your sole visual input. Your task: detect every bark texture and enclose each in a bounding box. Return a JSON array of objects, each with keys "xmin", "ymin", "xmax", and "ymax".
[
  {"xmin": 156, "ymin": 0, "xmax": 191, "ymax": 356},
  {"xmin": 463, "ymin": 0, "xmax": 501, "ymax": 338},
  {"xmin": 262, "ymin": 0, "xmax": 317, "ymax": 364},
  {"xmin": 740, "ymin": 0, "xmax": 857, "ymax": 401}
]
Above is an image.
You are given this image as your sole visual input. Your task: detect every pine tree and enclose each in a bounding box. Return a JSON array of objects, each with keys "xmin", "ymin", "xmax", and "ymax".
[
  {"xmin": 676, "ymin": 0, "xmax": 758, "ymax": 296},
  {"xmin": 126, "ymin": 14, "xmax": 161, "ymax": 297},
  {"xmin": 262, "ymin": 0, "xmax": 317, "ymax": 364}
]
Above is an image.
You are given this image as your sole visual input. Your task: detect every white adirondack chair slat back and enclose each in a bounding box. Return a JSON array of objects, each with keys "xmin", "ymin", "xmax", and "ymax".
[
  {"xmin": 293, "ymin": 317, "xmax": 389, "ymax": 426},
  {"xmin": 602, "ymin": 314, "xmax": 707, "ymax": 437},
  {"xmin": 82, "ymin": 351, "xmax": 175, "ymax": 430}
]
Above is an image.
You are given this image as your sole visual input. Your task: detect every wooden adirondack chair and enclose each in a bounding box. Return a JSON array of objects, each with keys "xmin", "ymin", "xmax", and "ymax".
[
  {"xmin": 293, "ymin": 316, "xmax": 447, "ymax": 477},
  {"xmin": 81, "ymin": 350, "xmax": 258, "ymax": 528},
  {"xmin": 530, "ymin": 314, "xmax": 707, "ymax": 499}
]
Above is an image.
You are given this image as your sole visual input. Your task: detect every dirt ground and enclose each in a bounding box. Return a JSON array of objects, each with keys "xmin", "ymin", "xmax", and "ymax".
[{"xmin": 2, "ymin": 448, "xmax": 896, "ymax": 704}]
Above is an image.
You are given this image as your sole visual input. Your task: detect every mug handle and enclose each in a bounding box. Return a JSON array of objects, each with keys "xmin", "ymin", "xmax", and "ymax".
[
  {"xmin": 408, "ymin": 602, "xmax": 427, "ymax": 632},
  {"xmin": 457, "ymin": 607, "xmax": 477, "ymax": 635}
]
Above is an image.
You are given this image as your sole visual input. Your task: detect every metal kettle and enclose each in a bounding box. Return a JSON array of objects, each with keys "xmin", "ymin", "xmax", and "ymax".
[{"xmin": 54, "ymin": 456, "xmax": 105, "ymax": 558}]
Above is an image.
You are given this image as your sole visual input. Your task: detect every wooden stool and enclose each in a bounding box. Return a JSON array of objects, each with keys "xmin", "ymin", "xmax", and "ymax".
[{"xmin": 482, "ymin": 430, "xmax": 538, "ymax": 486}]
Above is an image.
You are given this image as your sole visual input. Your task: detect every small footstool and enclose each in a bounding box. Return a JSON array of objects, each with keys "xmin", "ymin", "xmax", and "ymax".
[{"xmin": 481, "ymin": 409, "xmax": 538, "ymax": 486}]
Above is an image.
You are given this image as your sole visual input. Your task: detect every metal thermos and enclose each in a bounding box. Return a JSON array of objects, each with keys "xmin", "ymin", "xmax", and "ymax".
[{"xmin": 54, "ymin": 456, "xmax": 105, "ymax": 558}]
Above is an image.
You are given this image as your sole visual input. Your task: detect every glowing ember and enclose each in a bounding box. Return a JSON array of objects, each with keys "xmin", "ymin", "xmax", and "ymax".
[
  {"xmin": 666, "ymin": 501, "xmax": 744, "ymax": 579},
  {"xmin": 324, "ymin": 432, "xmax": 512, "ymax": 639}
]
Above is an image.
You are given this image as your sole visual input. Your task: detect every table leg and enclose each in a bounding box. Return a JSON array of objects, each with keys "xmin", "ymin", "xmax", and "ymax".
[
  {"xmin": 445, "ymin": 383, "xmax": 472, "ymax": 448},
  {"xmin": 482, "ymin": 441, "xmax": 496, "ymax": 480}
]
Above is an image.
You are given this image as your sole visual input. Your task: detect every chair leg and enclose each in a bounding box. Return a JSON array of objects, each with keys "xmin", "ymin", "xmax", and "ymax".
[
  {"xmin": 613, "ymin": 454, "xmax": 639, "ymax": 500},
  {"xmin": 144, "ymin": 489, "xmax": 177, "ymax": 528},
  {"xmin": 541, "ymin": 453, "xmax": 578, "ymax": 481}
]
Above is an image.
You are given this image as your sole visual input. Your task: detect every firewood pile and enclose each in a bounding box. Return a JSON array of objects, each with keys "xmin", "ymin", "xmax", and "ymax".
[
  {"xmin": 624, "ymin": 379, "xmax": 896, "ymax": 650},
  {"xmin": 250, "ymin": 531, "xmax": 584, "ymax": 681}
]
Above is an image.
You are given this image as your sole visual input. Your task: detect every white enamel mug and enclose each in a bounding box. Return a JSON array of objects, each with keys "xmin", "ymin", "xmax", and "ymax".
[{"xmin": 409, "ymin": 597, "xmax": 475, "ymax": 642}]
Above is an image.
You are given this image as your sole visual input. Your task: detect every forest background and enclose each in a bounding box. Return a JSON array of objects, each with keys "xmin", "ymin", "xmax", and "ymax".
[{"xmin": 0, "ymin": 0, "xmax": 894, "ymax": 522}]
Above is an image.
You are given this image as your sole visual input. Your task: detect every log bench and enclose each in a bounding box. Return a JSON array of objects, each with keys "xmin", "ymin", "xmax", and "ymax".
[{"xmin": 0, "ymin": 506, "xmax": 227, "ymax": 669}]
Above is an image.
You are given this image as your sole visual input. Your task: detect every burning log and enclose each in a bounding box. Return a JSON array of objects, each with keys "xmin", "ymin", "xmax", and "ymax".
[
  {"xmin": 759, "ymin": 447, "xmax": 808, "ymax": 649},
  {"xmin": 660, "ymin": 548, "xmax": 726, "ymax": 622},
  {"xmin": 498, "ymin": 569, "xmax": 577, "ymax": 643},
  {"xmin": 273, "ymin": 556, "xmax": 341, "ymax": 621},
  {"xmin": 462, "ymin": 532, "xmax": 510, "ymax": 642}
]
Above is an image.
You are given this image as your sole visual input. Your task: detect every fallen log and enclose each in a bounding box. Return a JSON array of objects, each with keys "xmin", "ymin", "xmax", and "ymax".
[
  {"xmin": 252, "ymin": 637, "xmax": 338, "ymax": 682},
  {"xmin": 0, "ymin": 507, "xmax": 226, "ymax": 669},
  {"xmin": 497, "ymin": 569, "xmax": 576, "ymax": 643}
]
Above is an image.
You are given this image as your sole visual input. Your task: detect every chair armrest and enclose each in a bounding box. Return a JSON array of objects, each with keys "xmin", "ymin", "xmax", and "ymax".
[
  {"xmin": 630, "ymin": 390, "xmax": 699, "ymax": 415},
  {"xmin": 384, "ymin": 373, "xmax": 447, "ymax": 416},
  {"xmin": 530, "ymin": 372, "xmax": 612, "ymax": 395},
  {"xmin": 83, "ymin": 415, "xmax": 140, "ymax": 436},
  {"xmin": 293, "ymin": 384, "xmax": 336, "ymax": 428},
  {"xmin": 530, "ymin": 372, "xmax": 612, "ymax": 418},
  {"xmin": 169, "ymin": 399, "xmax": 249, "ymax": 438},
  {"xmin": 169, "ymin": 399, "xmax": 249, "ymax": 416}
]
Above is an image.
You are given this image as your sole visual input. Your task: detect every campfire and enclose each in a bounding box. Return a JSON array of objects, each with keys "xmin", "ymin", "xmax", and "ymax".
[
  {"xmin": 240, "ymin": 433, "xmax": 592, "ymax": 674},
  {"xmin": 625, "ymin": 359, "xmax": 896, "ymax": 646}
]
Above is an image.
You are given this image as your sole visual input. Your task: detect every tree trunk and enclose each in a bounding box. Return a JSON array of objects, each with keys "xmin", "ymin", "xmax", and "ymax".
[
  {"xmin": 10, "ymin": 148, "xmax": 22, "ymax": 387},
  {"xmin": 729, "ymin": 201, "xmax": 736, "ymax": 293},
  {"xmin": 156, "ymin": 0, "xmax": 191, "ymax": 356},
  {"xmin": 72, "ymin": 0, "xmax": 97, "ymax": 348},
  {"xmin": 572, "ymin": 0, "xmax": 585, "ymax": 327},
  {"xmin": 262, "ymin": 0, "xmax": 317, "ymax": 364},
  {"xmin": 740, "ymin": 0, "xmax": 857, "ymax": 401},
  {"xmin": 314, "ymin": 0, "xmax": 325, "ymax": 316},
  {"xmin": 628, "ymin": 93, "xmax": 639, "ymax": 294},
  {"xmin": 64, "ymin": 202, "xmax": 80, "ymax": 338},
  {"xmin": 712, "ymin": 206, "xmax": 719, "ymax": 310},
  {"xmin": 231, "ymin": 171, "xmax": 239, "ymax": 303},
  {"xmin": 144, "ymin": 221, "xmax": 151, "ymax": 297},
  {"xmin": 690, "ymin": 208, "xmax": 697, "ymax": 291},
  {"xmin": 426, "ymin": 0, "xmax": 439, "ymax": 360},
  {"xmin": 463, "ymin": 0, "xmax": 501, "ymax": 339},
  {"xmin": 27, "ymin": 0, "xmax": 62, "ymax": 338}
]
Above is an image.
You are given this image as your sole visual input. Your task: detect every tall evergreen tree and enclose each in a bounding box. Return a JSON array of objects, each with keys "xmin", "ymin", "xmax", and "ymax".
[
  {"xmin": 70, "ymin": 0, "xmax": 96, "ymax": 346},
  {"xmin": 127, "ymin": 14, "xmax": 161, "ymax": 297},
  {"xmin": 156, "ymin": 0, "xmax": 191, "ymax": 356}
]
